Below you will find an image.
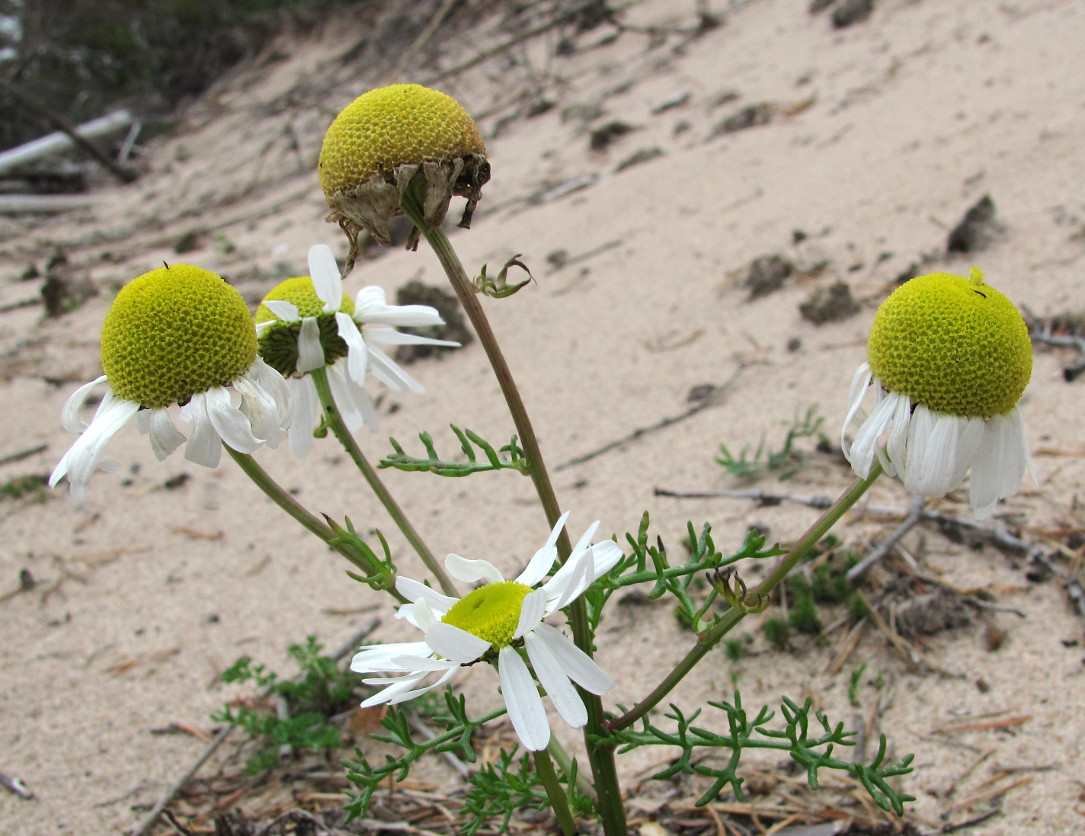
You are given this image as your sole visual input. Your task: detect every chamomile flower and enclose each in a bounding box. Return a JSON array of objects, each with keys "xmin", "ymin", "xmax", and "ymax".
[
  {"xmin": 255, "ymin": 243, "xmax": 459, "ymax": 457},
  {"xmin": 351, "ymin": 512, "xmax": 622, "ymax": 751},
  {"xmin": 50, "ymin": 264, "xmax": 289, "ymax": 502},
  {"xmin": 842, "ymin": 268, "xmax": 1034, "ymax": 519},
  {"xmin": 318, "ymin": 83, "xmax": 490, "ymax": 263}
]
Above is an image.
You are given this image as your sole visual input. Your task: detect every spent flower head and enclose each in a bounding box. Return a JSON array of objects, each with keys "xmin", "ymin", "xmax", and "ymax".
[
  {"xmin": 51, "ymin": 264, "xmax": 289, "ymax": 501},
  {"xmin": 256, "ymin": 244, "xmax": 459, "ymax": 457},
  {"xmin": 318, "ymin": 83, "xmax": 489, "ymax": 264},
  {"xmin": 842, "ymin": 268, "xmax": 1034, "ymax": 518},
  {"xmin": 351, "ymin": 512, "xmax": 622, "ymax": 751}
]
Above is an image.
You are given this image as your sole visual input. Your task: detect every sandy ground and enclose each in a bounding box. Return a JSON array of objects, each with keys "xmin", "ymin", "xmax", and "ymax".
[{"xmin": 1, "ymin": 0, "xmax": 1084, "ymax": 833}]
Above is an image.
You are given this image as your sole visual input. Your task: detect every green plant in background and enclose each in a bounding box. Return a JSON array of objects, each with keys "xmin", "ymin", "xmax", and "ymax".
[
  {"xmin": 716, "ymin": 404, "xmax": 828, "ymax": 480},
  {"xmin": 212, "ymin": 636, "xmax": 356, "ymax": 774}
]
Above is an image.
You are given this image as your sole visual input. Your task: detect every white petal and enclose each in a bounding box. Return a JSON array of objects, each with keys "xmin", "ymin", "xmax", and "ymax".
[
  {"xmin": 840, "ymin": 363, "xmax": 873, "ymax": 459},
  {"xmin": 513, "ymin": 588, "xmax": 547, "ymax": 640},
  {"xmin": 570, "ymin": 520, "xmax": 601, "ymax": 559},
  {"xmin": 542, "ymin": 548, "xmax": 593, "ymax": 612},
  {"xmin": 902, "ymin": 407, "xmax": 958, "ymax": 496},
  {"xmin": 365, "ymin": 328, "xmax": 459, "ymax": 348},
  {"xmin": 969, "ymin": 411, "xmax": 1028, "ymax": 518},
  {"xmin": 234, "ymin": 372, "xmax": 284, "ymax": 448},
  {"xmin": 308, "ymin": 243, "xmax": 343, "ymax": 312},
  {"xmin": 296, "ymin": 316, "xmax": 326, "ymax": 373},
  {"xmin": 261, "ymin": 299, "xmax": 300, "ymax": 322},
  {"xmin": 351, "ymin": 641, "xmax": 435, "ymax": 673},
  {"xmin": 354, "ymin": 286, "xmax": 446, "ymax": 328},
  {"xmin": 396, "ymin": 576, "xmax": 458, "ymax": 615},
  {"xmin": 884, "ymin": 389, "xmax": 912, "ymax": 478},
  {"xmin": 587, "ymin": 541, "xmax": 623, "ymax": 579},
  {"xmin": 287, "ymin": 377, "xmax": 320, "ymax": 458},
  {"xmin": 531, "ymin": 622, "xmax": 614, "ymax": 695},
  {"xmin": 50, "ymin": 391, "xmax": 139, "ymax": 501},
  {"xmin": 515, "ymin": 512, "xmax": 570, "ymax": 587},
  {"xmin": 60, "ymin": 375, "xmax": 109, "ymax": 433},
  {"xmin": 145, "ymin": 408, "xmax": 186, "ymax": 460},
  {"xmin": 946, "ymin": 415, "xmax": 985, "ymax": 489},
  {"xmin": 848, "ymin": 390, "xmax": 897, "ymax": 478},
  {"xmin": 359, "ymin": 673, "xmax": 430, "ymax": 707},
  {"xmin": 178, "ymin": 394, "xmax": 222, "ymax": 467},
  {"xmin": 444, "ymin": 554, "xmax": 505, "ymax": 584},
  {"xmin": 327, "ymin": 362, "xmax": 380, "ymax": 432},
  {"xmin": 203, "ymin": 386, "xmax": 262, "ymax": 454},
  {"xmin": 424, "ymin": 623, "xmax": 490, "ymax": 663},
  {"xmin": 524, "ymin": 630, "xmax": 587, "ymax": 728},
  {"xmin": 335, "ymin": 312, "xmax": 369, "ymax": 384},
  {"xmin": 498, "ymin": 646, "xmax": 550, "ymax": 751},
  {"xmin": 366, "ymin": 344, "xmax": 425, "ymax": 393}
]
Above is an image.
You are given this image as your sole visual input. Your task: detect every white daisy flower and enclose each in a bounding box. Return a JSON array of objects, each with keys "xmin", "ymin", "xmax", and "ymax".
[
  {"xmin": 351, "ymin": 512, "xmax": 622, "ymax": 751},
  {"xmin": 50, "ymin": 264, "xmax": 289, "ymax": 502},
  {"xmin": 842, "ymin": 268, "xmax": 1034, "ymax": 519},
  {"xmin": 255, "ymin": 243, "xmax": 459, "ymax": 457}
]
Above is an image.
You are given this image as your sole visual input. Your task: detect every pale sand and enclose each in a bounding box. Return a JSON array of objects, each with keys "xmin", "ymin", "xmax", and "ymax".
[{"xmin": 1, "ymin": 1, "xmax": 1083, "ymax": 833}]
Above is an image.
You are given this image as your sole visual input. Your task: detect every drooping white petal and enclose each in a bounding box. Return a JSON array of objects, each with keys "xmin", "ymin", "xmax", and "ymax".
[
  {"xmin": 50, "ymin": 390, "xmax": 140, "ymax": 501},
  {"xmin": 840, "ymin": 363, "xmax": 873, "ymax": 458},
  {"xmin": 902, "ymin": 407, "xmax": 958, "ymax": 496},
  {"xmin": 424, "ymin": 622, "xmax": 490, "ymax": 663},
  {"xmin": 969, "ymin": 411, "xmax": 1030, "ymax": 519},
  {"xmin": 351, "ymin": 640, "xmax": 436, "ymax": 673},
  {"xmin": 335, "ymin": 312, "xmax": 369, "ymax": 385},
  {"xmin": 365, "ymin": 328, "xmax": 460, "ymax": 348},
  {"xmin": 145, "ymin": 408, "xmax": 186, "ymax": 460},
  {"xmin": 587, "ymin": 541, "xmax": 623, "ymax": 579},
  {"xmin": 569, "ymin": 520, "xmax": 601, "ymax": 559},
  {"xmin": 359, "ymin": 672, "xmax": 430, "ymax": 707},
  {"xmin": 847, "ymin": 389, "xmax": 897, "ymax": 478},
  {"xmin": 261, "ymin": 299, "xmax": 301, "ymax": 322},
  {"xmin": 233, "ymin": 372, "xmax": 285, "ymax": 448},
  {"xmin": 295, "ymin": 316, "xmax": 326, "ymax": 373},
  {"xmin": 524, "ymin": 629, "xmax": 587, "ymax": 728},
  {"xmin": 444, "ymin": 554, "xmax": 505, "ymax": 584},
  {"xmin": 498, "ymin": 646, "xmax": 550, "ymax": 751},
  {"xmin": 308, "ymin": 243, "xmax": 343, "ymax": 313},
  {"xmin": 203, "ymin": 386, "xmax": 262, "ymax": 454},
  {"xmin": 366, "ymin": 343, "xmax": 425, "ymax": 393},
  {"xmin": 179, "ymin": 394, "xmax": 223, "ymax": 467},
  {"xmin": 287, "ymin": 377, "xmax": 320, "ymax": 458},
  {"xmin": 327, "ymin": 354, "xmax": 380, "ymax": 432},
  {"xmin": 60, "ymin": 374, "xmax": 109, "ymax": 433},
  {"xmin": 883, "ymin": 389, "xmax": 911, "ymax": 479},
  {"xmin": 531, "ymin": 622, "xmax": 614, "ymax": 695}
]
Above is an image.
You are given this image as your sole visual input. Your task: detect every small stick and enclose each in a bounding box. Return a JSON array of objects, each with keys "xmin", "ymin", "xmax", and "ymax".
[
  {"xmin": 846, "ymin": 496, "xmax": 925, "ymax": 583},
  {"xmin": 0, "ymin": 443, "xmax": 47, "ymax": 466}
]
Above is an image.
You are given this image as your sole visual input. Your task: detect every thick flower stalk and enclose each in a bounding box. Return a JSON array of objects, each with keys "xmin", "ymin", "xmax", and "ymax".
[
  {"xmin": 50, "ymin": 264, "xmax": 289, "ymax": 502},
  {"xmin": 318, "ymin": 83, "xmax": 490, "ymax": 265},
  {"xmin": 255, "ymin": 243, "xmax": 458, "ymax": 457},
  {"xmin": 351, "ymin": 513, "xmax": 622, "ymax": 751},
  {"xmin": 842, "ymin": 267, "xmax": 1034, "ymax": 518}
]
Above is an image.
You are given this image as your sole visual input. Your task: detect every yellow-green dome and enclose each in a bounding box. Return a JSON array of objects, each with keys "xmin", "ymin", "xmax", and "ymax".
[
  {"xmin": 867, "ymin": 269, "xmax": 1032, "ymax": 418},
  {"xmin": 101, "ymin": 265, "xmax": 256, "ymax": 410},
  {"xmin": 441, "ymin": 581, "xmax": 532, "ymax": 650},
  {"xmin": 318, "ymin": 83, "xmax": 486, "ymax": 201},
  {"xmin": 255, "ymin": 276, "xmax": 354, "ymax": 377},
  {"xmin": 255, "ymin": 276, "xmax": 355, "ymax": 323}
]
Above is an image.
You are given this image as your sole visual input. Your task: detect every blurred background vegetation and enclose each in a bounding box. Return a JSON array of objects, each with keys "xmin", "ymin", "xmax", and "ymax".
[{"xmin": 0, "ymin": 0, "xmax": 364, "ymax": 151}]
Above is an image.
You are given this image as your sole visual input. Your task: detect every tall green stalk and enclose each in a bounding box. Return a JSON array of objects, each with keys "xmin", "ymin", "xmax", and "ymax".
[
  {"xmin": 308, "ymin": 366, "xmax": 456, "ymax": 597},
  {"xmin": 400, "ymin": 187, "xmax": 627, "ymax": 836}
]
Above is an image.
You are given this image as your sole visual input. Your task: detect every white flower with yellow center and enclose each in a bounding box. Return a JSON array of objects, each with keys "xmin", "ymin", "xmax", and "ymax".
[
  {"xmin": 50, "ymin": 264, "xmax": 289, "ymax": 502},
  {"xmin": 351, "ymin": 513, "xmax": 622, "ymax": 751},
  {"xmin": 842, "ymin": 268, "xmax": 1034, "ymax": 519},
  {"xmin": 255, "ymin": 244, "xmax": 458, "ymax": 457}
]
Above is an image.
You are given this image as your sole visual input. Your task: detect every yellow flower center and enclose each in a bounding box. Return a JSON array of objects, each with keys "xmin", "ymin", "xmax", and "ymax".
[
  {"xmin": 100, "ymin": 264, "xmax": 257, "ymax": 410},
  {"xmin": 256, "ymin": 276, "xmax": 356, "ymax": 377},
  {"xmin": 867, "ymin": 268, "xmax": 1032, "ymax": 418},
  {"xmin": 318, "ymin": 83, "xmax": 486, "ymax": 200},
  {"xmin": 441, "ymin": 581, "xmax": 532, "ymax": 650}
]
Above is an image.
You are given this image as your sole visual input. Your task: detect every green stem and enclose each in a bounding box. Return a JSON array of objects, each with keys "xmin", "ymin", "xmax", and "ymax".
[
  {"xmin": 547, "ymin": 737, "xmax": 595, "ymax": 798},
  {"xmin": 401, "ymin": 187, "xmax": 626, "ymax": 835},
  {"xmin": 534, "ymin": 750, "xmax": 577, "ymax": 836},
  {"xmin": 609, "ymin": 462, "xmax": 883, "ymax": 732},
  {"xmin": 309, "ymin": 366, "xmax": 457, "ymax": 597},
  {"xmin": 225, "ymin": 445, "xmax": 401, "ymax": 599}
]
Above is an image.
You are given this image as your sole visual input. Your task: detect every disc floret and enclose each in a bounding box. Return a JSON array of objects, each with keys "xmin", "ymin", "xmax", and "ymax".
[{"xmin": 441, "ymin": 581, "xmax": 533, "ymax": 652}]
